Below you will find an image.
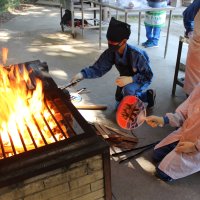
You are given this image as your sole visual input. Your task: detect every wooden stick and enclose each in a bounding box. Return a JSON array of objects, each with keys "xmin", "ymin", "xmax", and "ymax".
[
  {"xmin": 91, "ymin": 123, "xmax": 137, "ymax": 150},
  {"xmin": 94, "ymin": 123, "xmax": 109, "ymax": 139},
  {"xmin": 103, "ymin": 125, "xmax": 138, "ymax": 142},
  {"xmin": 90, "ymin": 122, "xmax": 138, "ymax": 141},
  {"xmin": 99, "ymin": 124, "xmax": 137, "ymax": 143},
  {"xmin": 99, "ymin": 124, "xmax": 111, "ymax": 136},
  {"xmin": 75, "ymin": 104, "xmax": 107, "ymax": 110}
]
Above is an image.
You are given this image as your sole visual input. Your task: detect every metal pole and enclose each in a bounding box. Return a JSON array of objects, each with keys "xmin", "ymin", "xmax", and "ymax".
[
  {"xmin": 164, "ymin": 10, "xmax": 173, "ymax": 58},
  {"xmin": 60, "ymin": 5, "xmax": 64, "ymax": 32},
  {"xmin": 99, "ymin": 4, "xmax": 102, "ymax": 49},
  {"xmin": 71, "ymin": 0, "xmax": 75, "ymax": 38},
  {"xmin": 102, "ymin": 149, "xmax": 112, "ymax": 200},
  {"xmin": 81, "ymin": 0, "xmax": 84, "ymax": 37},
  {"xmin": 125, "ymin": 11, "xmax": 128, "ymax": 23},
  {"xmin": 102, "ymin": 6, "xmax": 108, "ymax": 21},
  {"xmin": 94, "ymin": 3, "xmax": 97, "ymax": 25},
  {"xmin": 171, "ymin": 37, "xmax": 183, "ymax": 96},
  {"xmin": 138, "ymin": 12, "xmax": 141, "ymax": 45},
  {"xmin": 116, "ymin": 10, "xmax": 118, "ymax": 20}
]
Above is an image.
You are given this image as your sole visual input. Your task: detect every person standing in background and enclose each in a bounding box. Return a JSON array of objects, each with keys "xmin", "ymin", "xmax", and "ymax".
[{"xmin": 142, "ymin": 0, "xmax": 168, "ymax": 48}]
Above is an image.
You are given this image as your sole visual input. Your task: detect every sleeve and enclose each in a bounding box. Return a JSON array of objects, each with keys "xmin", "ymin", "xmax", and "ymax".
[
  {"xmin": 166, "ymin": 96, "xmax": 190, "ymax": 127},
  {"xmin": 183, "ymin": 0, "xmax": 200, "ymax": 35},
  {"xmin": 163, "ymin": 116, "xmax": 169, "ymax": 125},
  {"xmin": 80, "ymin": 49, "xmax": 114, "ymax": 79},
  {"xmin": 131, "ymin": 51, "xmax": 153, "ymax": 85},
  {"xmin": 165, "ymin": 112, "xmax": 186, "ymax": 127},
  {"xmin": 166, "ymin": 84, "xmax": 200, "ymax": 127}
]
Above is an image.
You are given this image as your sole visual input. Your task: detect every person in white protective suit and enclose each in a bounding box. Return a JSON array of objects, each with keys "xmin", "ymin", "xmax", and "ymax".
[
  {"xmin": 183, "ymin": 0, "xmax": 200, "ymax": 95},
  {"xmin": 146, "ymin": 83, "xmax": 200, "ymax": 182}
]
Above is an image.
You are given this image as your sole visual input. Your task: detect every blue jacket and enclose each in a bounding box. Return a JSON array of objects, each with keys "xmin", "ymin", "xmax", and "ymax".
[
  {"xmin": 81, "ymin": 44, "xmax": 153, "ymax": 86},
  {"xmin": 183, "ymin": 0, "xmax": 200, "ymax": 36}
]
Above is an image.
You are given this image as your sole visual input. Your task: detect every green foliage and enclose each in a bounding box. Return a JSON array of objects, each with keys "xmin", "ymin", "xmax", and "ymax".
[
  {"xmin": 0, "ymin": 0, "xmax": 21, "ymax": 12},
  {"xmin": 0, "ymin": 0, "xmax": 37, "ymax": 13}
]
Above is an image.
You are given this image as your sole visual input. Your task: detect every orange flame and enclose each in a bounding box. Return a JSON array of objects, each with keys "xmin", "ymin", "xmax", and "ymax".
[
  {"xmin": 0, "ymin": 49, "xmax": 65, "ymax": 157},
  {"xmin": 2, "ymin": 48, "xmax": 8, "ymax": 65}
]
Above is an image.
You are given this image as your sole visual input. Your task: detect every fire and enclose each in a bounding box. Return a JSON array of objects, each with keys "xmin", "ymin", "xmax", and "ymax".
[
  {"xmin": 0, "ymin": 48, "xmax": 64, "ymax": 157},
  {"xmin": 2, "ymin": 48, "xmax": 8, "ymax": 65}
]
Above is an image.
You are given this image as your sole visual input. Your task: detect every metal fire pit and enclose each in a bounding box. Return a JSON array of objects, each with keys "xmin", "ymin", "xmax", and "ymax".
[{"xmin": 0, "ymin": 60, "xmax": 111, "ymax": 199}]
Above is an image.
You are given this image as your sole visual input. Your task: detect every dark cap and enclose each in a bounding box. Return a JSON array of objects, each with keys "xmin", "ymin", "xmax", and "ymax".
[{"xmin": 106, "ymin": 17, "xmax": 131, "ymax": 42}]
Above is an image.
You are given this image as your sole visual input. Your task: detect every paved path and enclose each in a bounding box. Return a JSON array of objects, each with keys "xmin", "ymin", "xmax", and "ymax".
[{"xmin": 1, "ymin": 4, "xmax": 200, "ymax": 200}]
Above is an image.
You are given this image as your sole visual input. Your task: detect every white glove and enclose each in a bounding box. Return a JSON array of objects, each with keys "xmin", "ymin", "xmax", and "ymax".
[
  {"xmin": 71, "ymin": 72, "xmax": 84, "ymax": 84},
  {"xmin": 115, "ymin": 76, "xmax": 133, "ymax": 87},
  {"xmin": 145, "ymin": 115, "xmax": 164, "ymax": 128}
]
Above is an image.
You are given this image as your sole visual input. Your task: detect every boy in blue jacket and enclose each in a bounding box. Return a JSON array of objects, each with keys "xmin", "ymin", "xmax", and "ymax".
[{"xmin": 71, "ymin": 17, "xmax": 155, "ymax": 109}]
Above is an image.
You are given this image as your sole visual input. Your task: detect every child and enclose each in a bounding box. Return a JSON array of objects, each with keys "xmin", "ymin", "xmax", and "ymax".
[
  {"xmin": 71, "ymin": 17, "xmax": 156, "ymax": 109},
  {"xmin": 183, "ymin": 0, "xmax": 200, "ymax": 95},
  {"xmin": 146, "ymin": 83, "xmax": 200, "ymax": 182},
  {"xmin": 142, "ymin": 0, "xmax": 168, "ymax": 48}
]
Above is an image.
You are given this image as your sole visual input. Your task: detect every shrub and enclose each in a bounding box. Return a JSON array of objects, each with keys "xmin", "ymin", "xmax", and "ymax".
[
  {"xmin": 0, "ymin": 0, "xmax": 37, "ymax": 12},
  {"xmin": 0, "ymin": 0, "xmax": 21, "ymax": 12}
]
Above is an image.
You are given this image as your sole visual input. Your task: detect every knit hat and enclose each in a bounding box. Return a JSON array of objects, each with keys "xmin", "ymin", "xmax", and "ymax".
[{"xmin": 106, "ymin": 17, "xmax": 131, "ymax": 42}]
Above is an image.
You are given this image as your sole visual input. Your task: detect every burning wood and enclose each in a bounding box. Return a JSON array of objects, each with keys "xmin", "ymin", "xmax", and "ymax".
[{"xmin": 0, "ymin": 48, "xmax": 68, "ymax": 158}]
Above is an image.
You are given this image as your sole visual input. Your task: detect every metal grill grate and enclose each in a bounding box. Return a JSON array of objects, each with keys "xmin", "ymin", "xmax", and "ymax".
[
  {"xmin": 0, "ymin": 60, "xmax": 83, "ymax": 159},
  {"xmin": 0, "ymin": 91, "xmax": 81, "ymax": 159}
]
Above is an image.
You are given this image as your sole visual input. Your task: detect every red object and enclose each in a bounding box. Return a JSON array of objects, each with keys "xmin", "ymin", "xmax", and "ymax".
[{"xmin": 116, "ymin": 96, "xmax": 146, "ymax": 130}]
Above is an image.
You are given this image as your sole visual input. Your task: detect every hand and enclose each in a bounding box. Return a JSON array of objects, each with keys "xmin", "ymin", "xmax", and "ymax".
[
  {"xmin": 115, "ymin": 76, "xmax": 133, "ymax": 87},
  {"xmin": 175, "ymin": 141, "xmax": 197, "ymax": 153},
  {"xmin": 145, "ymin": 115, "xmax": 164, "ymax": 128},
  {"xmin": 70, "ymin": 72, "xmax": 84, "ymax": 84}
]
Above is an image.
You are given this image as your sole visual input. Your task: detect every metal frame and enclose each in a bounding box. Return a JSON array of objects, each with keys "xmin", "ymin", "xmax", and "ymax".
[
  {"xmin": 70, "ymin": 0, "xmax": 175, "ymax": 58},
  {"xmin": 102, "ymin": 149, "xmax": 112, "ymax": 200},
  {"xmin": 171, "ymin": 36, "xmax": 189, "ymax": 96},
  {"xmin": 60, "ymin": 0, "xmax": 102, "ymax": 38}
]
